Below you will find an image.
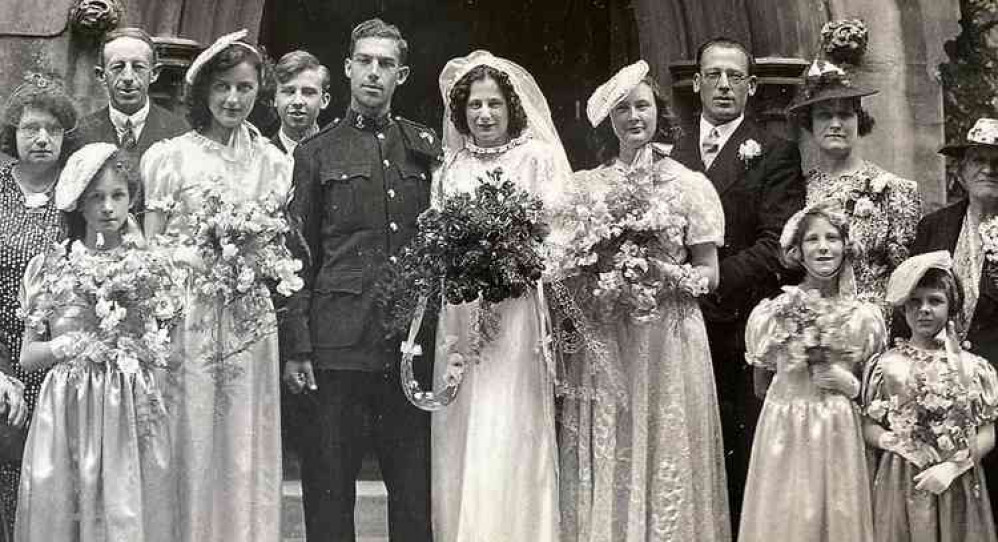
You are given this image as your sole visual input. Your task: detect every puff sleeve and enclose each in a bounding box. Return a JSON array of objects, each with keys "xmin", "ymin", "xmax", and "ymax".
[
  {"xmin": 673, "ymin": 163, "xmax": 724, "ymax": 247},
  {"xmin": 140, "ymin": 140, "xmax": 183, "ymax": 216},
  {"xmin": 744, "ymin": 297, "xmax": 780, "ymax": 371}
]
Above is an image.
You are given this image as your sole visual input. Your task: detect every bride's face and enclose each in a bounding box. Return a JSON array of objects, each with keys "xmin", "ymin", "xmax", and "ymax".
[
  {"xmin": 465, "ymin": 77, "xmax": 510, "ymax": 148},
  {"xmin": 611, "ymin": 82, "xmax": 657, "ymax": 152}
]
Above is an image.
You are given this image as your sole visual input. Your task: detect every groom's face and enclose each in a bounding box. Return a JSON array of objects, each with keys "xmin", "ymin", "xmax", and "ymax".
[{"xmin": 694, "ymin": 45, "xmax": 756, "ymax": 125}]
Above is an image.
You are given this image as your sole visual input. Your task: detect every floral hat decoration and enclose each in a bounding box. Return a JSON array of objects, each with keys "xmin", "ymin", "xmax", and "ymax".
[
  {"xmin": 939, "ymin": 118, "xmax": 998, "ymax": 158},
  {"xmin": 185, "ymin": 29, "xmax": 261, "ymax": 85},
  {"xmin": 586, "ymin": 60, "xmax": 649, "ymax": 128},
  {"xmin": 786, "ymin": 60, "xmax": 877, "ymax": 114},
  {"xmin": 55, "ymin": 142, "xmax": 119, "ymax": 212},
  {"xmin": 885, "ymin": 250, "xmax": 953, "ymax": 307}
]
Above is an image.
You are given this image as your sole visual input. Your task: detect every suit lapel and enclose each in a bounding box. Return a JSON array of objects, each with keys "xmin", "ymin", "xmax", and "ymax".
[
  {"xmin": 704, "ymin": 120, "xmax": 754, "ymax": 196},
  {"xmin": 136, "ymin": 104, "xmax": 165, "ymax": 151}
]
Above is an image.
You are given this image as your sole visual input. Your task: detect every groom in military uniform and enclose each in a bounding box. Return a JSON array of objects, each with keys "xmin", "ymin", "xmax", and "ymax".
[{"xmin": 282, "ymin": 18, "xmax": 440, "ymax": 542}]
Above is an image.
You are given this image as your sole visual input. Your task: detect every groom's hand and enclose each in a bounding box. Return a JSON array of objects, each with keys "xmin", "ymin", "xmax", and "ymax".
[{"xmin": 283, "ymin": 358, "xmax": 317, "ymax": 394}]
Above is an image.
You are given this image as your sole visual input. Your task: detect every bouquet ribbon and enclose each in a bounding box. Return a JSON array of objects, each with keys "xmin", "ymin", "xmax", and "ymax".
[{"xmin": 400, "ymin": 294, "xmax": 462, "ymax": 411}]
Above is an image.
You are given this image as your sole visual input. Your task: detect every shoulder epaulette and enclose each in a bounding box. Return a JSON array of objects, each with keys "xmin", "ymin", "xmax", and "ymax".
[{"xmin": 395, "ymin": 116, "xmax": 443, "ymax": 162}]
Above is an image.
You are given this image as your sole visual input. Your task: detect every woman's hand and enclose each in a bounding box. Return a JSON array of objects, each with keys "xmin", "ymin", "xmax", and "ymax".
[
  {"xmin": 810, "ymin": 363, "xmax": 860, "ymax": 398},
  {"xmin": 914, "ymin": 460, "xmax": 971, "ymax": 494}
]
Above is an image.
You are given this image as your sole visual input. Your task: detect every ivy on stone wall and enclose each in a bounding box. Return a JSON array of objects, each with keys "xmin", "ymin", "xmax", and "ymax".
[{"xmin": 940, "ymin": 0, "xmax": 998, "ymax": 144}]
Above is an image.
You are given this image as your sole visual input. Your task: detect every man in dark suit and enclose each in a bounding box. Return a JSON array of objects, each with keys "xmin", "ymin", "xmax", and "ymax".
[
  {"xmin": 75, "ymin": 28, "xmax": 188, "ymax": 162},
  {"xmin": 270, "ymin": 50, "xmax": 331, "ymax": 156},
  {"xmin": 670, "ymin": 37, "xmax": 805, "ymax": 528},
  {"xmin": 282, "ymin": 19, "xmax": 439, "ymax": 542},
  {"xmin": 905, "ymin": 117, "xmax": 998, "ymax": 516}
]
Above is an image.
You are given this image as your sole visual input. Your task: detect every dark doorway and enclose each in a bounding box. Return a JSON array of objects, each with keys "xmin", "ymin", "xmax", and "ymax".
[{"xmin": 259, "ymin": 0, "xmax": 639, "ymax": 169}]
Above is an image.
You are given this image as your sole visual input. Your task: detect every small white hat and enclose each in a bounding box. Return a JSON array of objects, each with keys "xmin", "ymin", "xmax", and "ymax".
[
  {"xmin": 885, "ymin": 251, "xmax": 953, "ymax": 306},
  {"xmin": 586, "ymin": 60, "xmax": 649, "ymax": 128},
  {"xmin": 185, "ymin": 29, "xmax": 261, "ymax": 85},
  {"xmin": 55, "ymin": 142, "xmax": 118, "ymax": 211}
]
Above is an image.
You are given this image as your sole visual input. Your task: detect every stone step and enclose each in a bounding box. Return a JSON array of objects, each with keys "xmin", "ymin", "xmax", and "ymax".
[{"xmin": 282, "ymin": 479, "xmax": 389, "ymax": 542}]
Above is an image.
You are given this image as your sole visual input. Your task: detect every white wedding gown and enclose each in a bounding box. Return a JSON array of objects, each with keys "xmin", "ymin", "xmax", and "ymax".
[{"xmin": 431, "ymin": 135, "xmax": 562, "ymax": 542}]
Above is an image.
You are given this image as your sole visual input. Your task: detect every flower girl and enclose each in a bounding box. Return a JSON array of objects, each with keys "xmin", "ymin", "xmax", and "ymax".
[
  {"xmin": 14, "ymin": 143, "xmax": 183, "ymax": 541},
  {"xmin": 739, "ymin": 202, "xmax": 885, "ymax": 541},
  {"xmin": 863, "ymin": 251, "xmax": 997, "ymax": 541}
]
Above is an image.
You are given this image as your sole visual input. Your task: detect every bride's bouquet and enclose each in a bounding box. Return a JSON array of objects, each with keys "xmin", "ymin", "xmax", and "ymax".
[
  {"xmin": 548, "ymin": 164, "xmax": 708, "ymax": 323},
  {"xmin": 378, "ymin": 167, "xmax": 548, "ymax": 411},
  {"xmin": 20, "ymin": 238, "xmax": 186, "ymax": 376}
]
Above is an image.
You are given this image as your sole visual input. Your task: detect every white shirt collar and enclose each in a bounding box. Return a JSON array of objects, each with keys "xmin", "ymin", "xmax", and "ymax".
[
  {"xmin": 699, "ymin": 114, "xmax": 745, "ymax": 154},
  {"xmin": 278, "ymin": 124, "xmax": 319, "ymax": 156},
  {"xmin": 108, "ymin": 101, "xmax": 151, "ymax": 141}
]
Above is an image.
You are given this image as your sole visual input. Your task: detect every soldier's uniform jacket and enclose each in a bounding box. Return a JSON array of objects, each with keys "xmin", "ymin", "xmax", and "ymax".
[{"xmin": 284, "ymin": 108, "xmax": 442, "ymax": 371}]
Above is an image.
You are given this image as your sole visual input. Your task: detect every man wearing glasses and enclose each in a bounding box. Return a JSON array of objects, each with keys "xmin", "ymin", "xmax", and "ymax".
[
  {"xmin": 671, "ymin": 36, "xmax": 805, "ymax": 530},
  {"xmin": 283, "ymin": 18, "xmax": 439, "ymax": 542}
]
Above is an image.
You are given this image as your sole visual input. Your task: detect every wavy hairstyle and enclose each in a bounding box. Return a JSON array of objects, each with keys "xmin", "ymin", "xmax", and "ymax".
[
  {"xmin": 0, "ymin": 76, "xmax": 78, "ymax": 162},
  {"xmin": 448, "ymin": 64, "xmax": 529, "ymax": 141},
  {"xmin": 792, "ymin": 96, "xmax": 876, "ymax": 136},
  {"xmin": 185, "ymin": 44, "xmax": 267, "ymax": 132},
  {"xmin": 780, "ymin": 201, "xmax": 863, "ymax": 270},
  {"xmin": 591, "ymin": 75, "xmax": 679, "ymax": 165}
]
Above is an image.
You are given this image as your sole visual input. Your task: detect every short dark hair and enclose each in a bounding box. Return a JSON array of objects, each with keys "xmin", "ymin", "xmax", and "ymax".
[
  {"xmin": 0, "ymin": 76, "xmax": 78, "ymax": 162},
  {"xmin": 65, "ymin": 148, "xmax": 142, "ymax": 241},
  {"xmin": 794, "ymin": 97, "xmax": 876, "ymax": 136},
  {"xmin": 350, "ymin": 18, "xmax": 408, "ymax": 65},
  {"xmin": 448, "ymin": 64, "xmax": 528, "ymax": 141},
  {"xmin": 591, "ymin": 75, "xmax": 679, "ymax": 164},
  {"xmin": 915, "ymin": 268, "xmax": 965, "ymax": 321},
  {"xmin": 99, "ymin": 27, "xmax": 157, "ymax": 67},
  {"xmin": 695, "ymin": 37, "xmax": 755, "ymax": 75},
  {"xmin": 185, "ymin": 43, "xmax": 265, "ymax": 131},
  {"xmin": 274, "ymin": 50, "xmax": 330, "ymax": 91}
]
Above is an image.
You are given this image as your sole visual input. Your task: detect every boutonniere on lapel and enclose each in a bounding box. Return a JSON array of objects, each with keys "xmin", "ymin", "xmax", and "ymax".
[
  {"xmin": 737, "ymin": 139, "xmax": 762, "ymax": 168},
  {"xmin": 980, "ymin": 215, "xmax": 998, "ymax": 288},
  {"xmin": 845, "ymin": 175, "xmax": 888, "ymax": 218}
]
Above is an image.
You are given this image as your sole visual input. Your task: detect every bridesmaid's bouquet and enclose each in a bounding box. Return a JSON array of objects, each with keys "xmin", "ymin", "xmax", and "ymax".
[
  {"xmin": 752, "ymin": 287, "xmax": 858, "ymax": 369},
  {"xmin": 178, "ymin": 185, "xmax": 304, "ymax": 305},
  {"xmin": 20, "ymin": 239, "xmax": 185, "ymax": 375},
  {"xmin": 866, "ymin": 351, "xmax": 982, "ymax": 465},
  {"xmin": 378, "ymin": 167, "xmax": 548, "ymax": 339},
  {"xmin": 548, "ymin": 165, "xmax": 707, "ymax": 323}
]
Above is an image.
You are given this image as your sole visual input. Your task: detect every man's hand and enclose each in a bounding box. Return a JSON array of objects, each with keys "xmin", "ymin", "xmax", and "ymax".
[{"xmin": 283, "ymin": 358, "xmax": 317, "ymax": 394}]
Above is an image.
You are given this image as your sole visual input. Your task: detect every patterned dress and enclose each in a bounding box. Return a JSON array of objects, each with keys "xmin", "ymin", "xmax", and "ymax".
[
  {"xmin": 142, "ymin": 125, "xmax": 292, "ymax": 542},
  {"xmin": 805, "ymin": 161, "xmax": 921, "ymax": 312},
  {"xmin": 862, "ymin": 342, "xmax": 998, "ymax": 542},
  {"xmin": 0, "ymin": 160, "xmax": 63, "ymax": 532},
  {"xmin": 558, "ymin": 150, "xmax": 731, "ymax": 542}
]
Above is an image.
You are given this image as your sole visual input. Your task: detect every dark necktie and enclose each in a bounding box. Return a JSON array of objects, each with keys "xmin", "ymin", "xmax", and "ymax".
[{"xmin": 120, "ymin": 118, "xmax": 137, "ymax": 150}]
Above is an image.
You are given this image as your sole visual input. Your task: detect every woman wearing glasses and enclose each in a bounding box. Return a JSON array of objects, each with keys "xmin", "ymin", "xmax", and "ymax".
[
  {"xmin": 0, "ymin": 74, "xmax": 73, "ymax": 537},
  {"xmin": 787, "ymin": 60, "xmax": 921, "ymax": 315}
]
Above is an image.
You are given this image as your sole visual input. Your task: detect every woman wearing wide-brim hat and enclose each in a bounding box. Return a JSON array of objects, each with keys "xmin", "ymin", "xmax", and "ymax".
[{"xmin": 787, "ymin": 60, "xmax": 922, "ymax": 315}]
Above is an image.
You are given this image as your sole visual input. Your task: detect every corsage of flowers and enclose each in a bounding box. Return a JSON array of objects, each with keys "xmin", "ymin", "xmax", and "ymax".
[
  {"xmin": 379, "ymin": 167, "xmax": 548, "ymax": 411},
  {"xmin": 19, "ymin": 238, "xmax": 185, "ymax": 377},
  {"xmin": 738, "ymin": 139, "xmax": 762, "ymax": 167},
  {"xmin": 820, "ymin": 19, "xmax": 869, "ymax": 65},
  {"xmin": 980, "ymin": 215, "xmax": 998, "ymax": 287},
  {"xmin": 548, "ymin": 163, "xmax": 708, "ymax": 324},
  {"xmin": 866, "ymin": 345, "xmax": 986, "ymax": 467},
  {"xmin": 844, "ymin": 173, "xmax": 889, "ymax": 219},
  {"xmin": 748, "ymin": 287, "xmax": 858, "ymax": 370}
]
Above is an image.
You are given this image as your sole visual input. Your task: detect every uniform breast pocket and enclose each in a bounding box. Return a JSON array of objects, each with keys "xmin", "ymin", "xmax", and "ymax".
[
  {"xmin": 321, "ymin": 163, "xmax": 371, "ymax": 231},
  {"xmin": 394, "ymin": 163, "xmax": 432, "ymax": 220}
]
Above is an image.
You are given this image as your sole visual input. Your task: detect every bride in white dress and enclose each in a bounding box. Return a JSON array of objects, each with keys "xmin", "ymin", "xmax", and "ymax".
[{"xmin": 430, "ymin": 50, "xmax": 570, "ymax": 542}]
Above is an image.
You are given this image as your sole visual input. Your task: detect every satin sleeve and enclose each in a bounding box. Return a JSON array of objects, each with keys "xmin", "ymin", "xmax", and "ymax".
[
  {"xmin": 846, "ymin": 301, "xmax": 888, "ymax": 367},
  {"xmin": 141, "ymin": 139, "xmax": 184, "ymax": 215},
  {"xmin": 744, "ymin": 297, "xmax": 779, "ymax": 370},
  {"xmin": 675, "ymin": 165, "xmax": 724, "ymax": 247},
  {"xmin": 969, "ymin": 352, "xmax": 998, "ymax": 424},
  {"xmin": 18, "ymin": 251, "xmax": 49, "ymax": 340}
]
